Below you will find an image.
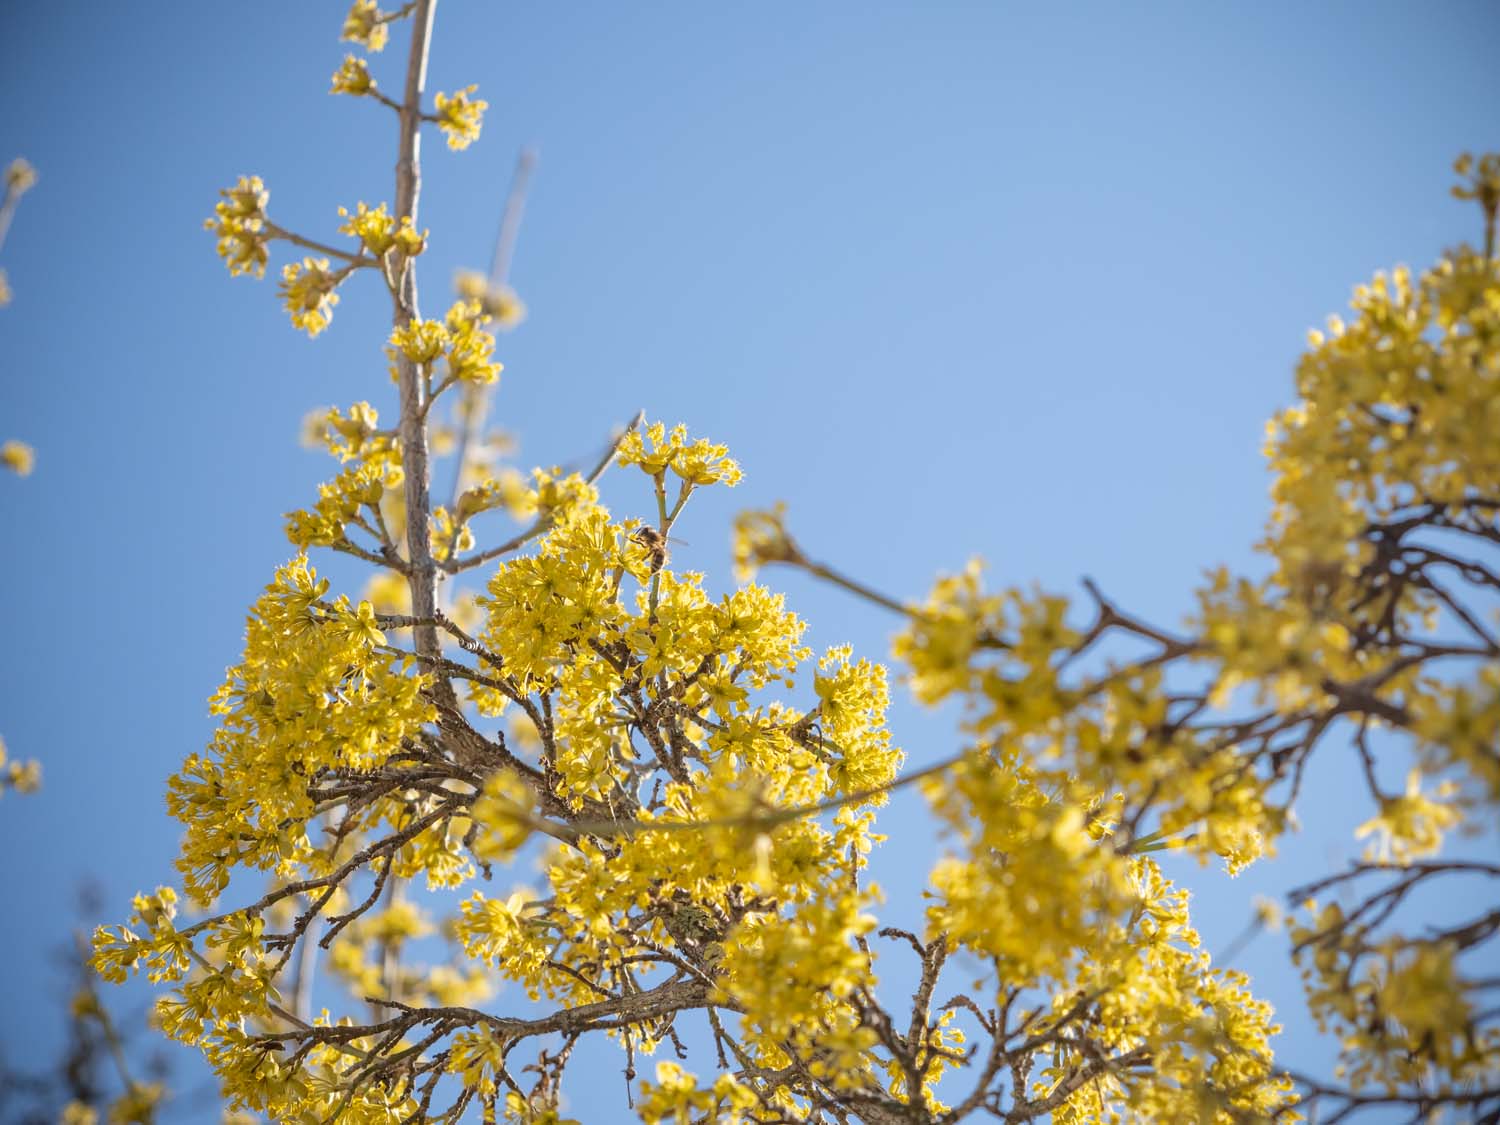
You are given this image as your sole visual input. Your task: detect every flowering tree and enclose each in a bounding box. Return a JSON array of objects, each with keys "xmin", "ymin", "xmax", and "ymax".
[{"xmin": 88, "ymin": 5, "xmax": 1499, "ymax": 1123}]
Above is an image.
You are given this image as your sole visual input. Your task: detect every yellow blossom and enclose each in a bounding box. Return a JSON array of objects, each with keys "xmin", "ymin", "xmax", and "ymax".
[
  {"xmin": 337, "ymin": 201, "xmax": 394, "ymax": 254},
  {"xmin": 341, "ymin": 0, "xmax": 390, "ymax": 52},
  {"xmin": 277, "ymin": 257, "xmax": 341, "ymax": 337},
  {"xmin": 455, "ymin": 269, "xmax": 527, "ymax": 329},
  {"xmin": 330, "ymin": 54, "xmax": 373, "ymax": 96},
  {"xmin": 433, "ymin": 86, "xmax": 487, "ymax": 150},
  {"xmin": 5, "ymin": 156, "xmax": 38, "ymax": 194},
  {"xmin": 1355, "ymin": 771, "xmax": 1461, "ymax": 864},
  {"xmin": 391, "ymin": 215, "xmax": 426, "ymax": 256},
  {"xmin": 205, "ymin": 175, "xmax": 270, "ymax": 278},
  {"xmin": 0, "ymin": 736, "xmax": 42, "ymax": 796},
  {"xmin": 389, "ymin": 316, "xmax": 448, "ymax": 363},
  {"xmin": 2, "ymin": 439, "xmax": 35, "ymax": 476}
]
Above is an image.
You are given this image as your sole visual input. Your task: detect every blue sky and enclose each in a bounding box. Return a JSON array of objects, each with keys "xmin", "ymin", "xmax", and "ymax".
[{"xmin": 1, "ymin": 0, "xmax": 1497, "ymax": 1117}]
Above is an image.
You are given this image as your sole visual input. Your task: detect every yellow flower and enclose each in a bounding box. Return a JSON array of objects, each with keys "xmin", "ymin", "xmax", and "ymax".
[
  {"xmin": 338, "ymin": 201, "xmax": 395, "ymax": 254},
  {"xmin": 361, "ymin": 899, "xmax": 433, "ymax": 946},
  {"xmin": 361, "ymin": 569, "xmax": 411, "ymax": 615},
  {"xmin": 392, "ymin": 215, "xmax": 427, "ymax": 256},
  {"xmin": 1380, "ymin": 941, "xmax": 1472, "ymax": 1051},
  {"xmin": 443, "ymin": 300, "xmax": 502, "ymax": 385},
  {"xmin": 455, "ymin": 269, "xmax": 527, "ymax": 329},
  {"xmin": 299, "ymin": 405, "xmax": 334, "ymax": 448},
  {"xmin": 1, "ymin": 439, "xmax": 35, "ymax": 476},
  {"xmin": 433, "ymin": 86, "xmax": 487, "ymax": 150},
  {"xmin": 341, "ymin": 0, "xmax": 389, "ymax": 52},
  {"xmin": 277, "ymin": 257, "xmax": 341, "ymax": 337},
  {"xmin": 1355, "ymin": 770, "xmax": 1460, "ymax": 864},
  {"xmin": 5, "ymin": 156, "xmax": 37, "ymax": 195},
  {"xmin": 469, "ymin": 769, "xmax": 537, "ymax": 861},
  {"xmin": 4, "ymin": 759, "xmax": 42, "ymax": 794},
  {"xmin": 205, "ymin": 175, "xmax": 270, "ymax": 278},
  {"xmin": 637, "ymin": 1063, "xmax": 755, "ymax": 1124},
  {"xmin": 0, "ymin": 736, "xmax": 42, "ymax": 796},
  {"xmin": 731, "ymin": 503, "xmax": 798, "ymax": 580},
  {"xmin": 617, "ymin": 421, "xmax": 742, "ymax": 486},
  {"xmin": 106, "ymin": 1082, "xmax": 164, "ymax": 1124},
  {"xmin": 389, "ymin": 317, "xmax": 449, "ymax": 363},
  {"xmin": 447, "ymin": 1024, "xmax": 509, "ymax": 1096},
  {"xmin": 68, "ymin": 988, "xmax": 100, "ymax": 1020},
  {"xmin": 330, "ymin": 54, "xmax": 373, "ymax": 96}
]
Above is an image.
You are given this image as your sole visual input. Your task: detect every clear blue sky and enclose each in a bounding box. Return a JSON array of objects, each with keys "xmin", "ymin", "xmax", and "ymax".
[{"xmin": 1, "ymin": 1, "xmax": 1496, "ymax": 1118}]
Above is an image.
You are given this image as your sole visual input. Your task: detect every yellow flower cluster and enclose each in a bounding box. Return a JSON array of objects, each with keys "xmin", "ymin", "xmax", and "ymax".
[
  {"xmin": 304, "ymin": 400, "xmax": 395, "ymax": 464},
  {"xmin": 277, "ymin": 256, "xmax": 341, "ymax": 337},
  {"xmin": 387, "ymin": 303, "xmax": 501, "ymax": 385},
  {"xmin": 92, "ymin": 886, "xmax": 190, "ymax": 984},
  {"xmin": 1, "ymin": 438, "xmax": 35, "ymax": 476},
  {"xmin": 891, "ymin": 571, "xmax": 1282, "ymax": 876},
  {"xmin": 437, "ymin": 466, "xmax": 597, "ymax": 563},
  {"xmin": 472, "ymin": 509, "xmax": 641, "ymax": 695},
  {"xmin": 921, "ymin": 741, "xmax": 1293, "ymax": 1117},
  {"xmin": 1270, "ymin": 254, "xmax": 1500, "ymax": 583},
  {"xmin": 1353, "ymin": 770, "xmax": 1460, "ymax": 863},
  {"xmin": 5, "ymin": 155, "xmax": 37, "ymax": 194},
  {"xmin": 455, "ymin": 268, "xmax": 527, "ymax": 329},
  {"xmin": 636, "ymin": 1062, "xmax": 757, "ymax": 1124},
  {"xmin": 169, "ymin": 557, "xmax": 431, "ymax": 904},
  {"xmin": 468, "ymin": 768, "xmax": 537, "ymax": 861},
  {"xmin": 1291, "ymin": 905, "xmax": 1493, "ymax": 1093},
  {"xmin": 205, "ymin": 175, "xmax": 269, "ymax": 278},
  {"xmin": 730, "ymin": 501, "xmax": 797, "ymax": 581},
  {"xmin": 618, "ymin": 420, "xmax": 743, "ymax": 486},
  {"xmin": 451, "ymin": 466, "xmax": 535, "ymax": 524},
  {"xmin": 446, "ymin": 1024, "xmax": 509, "ymax": 1098},
  {"xmin": 284, "ymin": 400, "xmax": 409, "ymax": 561},
  {"xmin": 389, "ymin": 315, "xmax": 447, "ymax": 362},
  {"xmin": 923, "ymin": 752, "xmax": 1124, "ymax": 981},
  {"xmin": 89, "ymin": 1082, "xmax": 164, "ymax": 1125},
  {"xmin": 717, "ymin": 892, "xmax": 880, "ymax": 1074},
  {"xmin": 1263, "ymin": 248, "xmax": 1500, "ymax": 798},
  {"xmin": 330, "ymin": 53, "xmax": 373, "ymax": 96},
  {"xmin": 433, "ymin": 85, "xmax": 488, "ymax": 151},
  {"xmin": 442, "ymin": 299, "xmax": 502, "ymax": 384},
  {"xmin": 339, "ymin": 200, "xmax": 426, "ymax": 258},
  {"xmin": 813, "ymin": 646, "xmax": 902, "ymax": 793},
  {"xmin": 1411, "ymin": 661, "xmax": 1500, "ymax": 800},
  {"xmin": 0, "ymin": 735, "xmax": 41, "ymax": 796},
  {"xmin": 285, "ymin": 461, "xmax": 390, "ymax": 548},
  {"xmin": 340, "ymin": 0, "xmax": 390, "ymax": 52}
]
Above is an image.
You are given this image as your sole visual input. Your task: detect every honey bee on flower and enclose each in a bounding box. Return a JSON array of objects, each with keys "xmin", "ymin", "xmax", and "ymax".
[{"xmin": 629, "ymin": 526, "xmax": 690, "ymax": 574}]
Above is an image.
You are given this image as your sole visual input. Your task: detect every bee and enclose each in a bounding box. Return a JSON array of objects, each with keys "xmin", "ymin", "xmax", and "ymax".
[{"xmin": 629, "ymin": 526, "xmax": 687, "ymax": 574}]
